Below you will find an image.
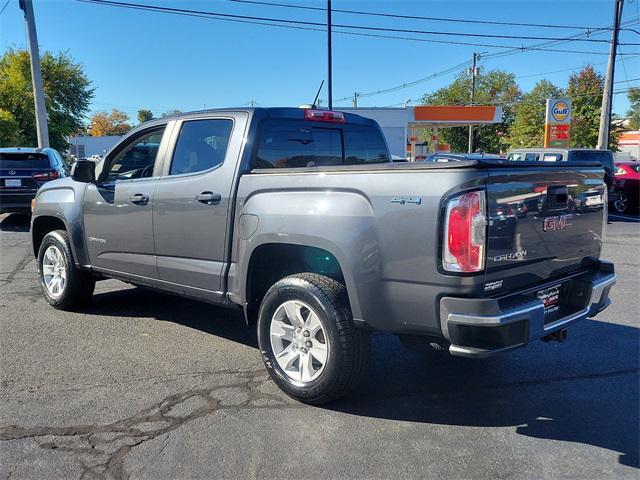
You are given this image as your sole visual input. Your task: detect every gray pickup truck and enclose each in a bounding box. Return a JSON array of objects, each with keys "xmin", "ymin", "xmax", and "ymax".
[{"xmin": 31, "ymin": 108, "xmax": 616, "ymax": 404}]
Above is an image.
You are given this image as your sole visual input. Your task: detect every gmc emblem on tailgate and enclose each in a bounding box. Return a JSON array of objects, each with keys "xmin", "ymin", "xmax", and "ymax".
[{"xmin": 543, "ymin": 214, "xmax": 573, "ymax": 231}]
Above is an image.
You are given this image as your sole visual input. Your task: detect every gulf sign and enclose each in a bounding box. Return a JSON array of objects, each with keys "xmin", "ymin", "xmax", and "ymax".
[
  {"xmin": 545, "ymin": 98, "xmax": 572, "ymax": 148},
  {"xmin": 546, "ymin": 98, "xmax": 572, "ymax": 125}
]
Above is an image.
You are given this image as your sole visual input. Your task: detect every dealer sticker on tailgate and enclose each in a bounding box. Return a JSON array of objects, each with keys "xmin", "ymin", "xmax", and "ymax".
[{"xmin": 537, "ymin": 285, "xmax": 561, "ymax": 314}]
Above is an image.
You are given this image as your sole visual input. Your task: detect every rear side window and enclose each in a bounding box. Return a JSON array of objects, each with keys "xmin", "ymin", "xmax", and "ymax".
[
  {"xmin": 253, "ymin": 120, "xmax": 389, "ymax": 169},
  {"xmin": 542, "ymin": 153, "xmax": 563, "ymax": 161},
  {"xmin": 0, "ymin": 153, "xmax": 50, "ymax": 169},
  {"xmin": 170, "ymin": 119, "xmax": 233, "ymax": 175},
  {"xmin": 524, "ymin": 153, "xmax": 539, "ymax": 161}
]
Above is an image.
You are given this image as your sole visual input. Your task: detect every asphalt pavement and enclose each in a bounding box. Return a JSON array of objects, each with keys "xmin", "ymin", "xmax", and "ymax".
[{"xmin": 0, "ymin": 212, "xmax": 638, "ymax": 479}]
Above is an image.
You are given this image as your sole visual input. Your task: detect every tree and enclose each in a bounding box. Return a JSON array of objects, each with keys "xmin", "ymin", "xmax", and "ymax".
[
  {"xmin": 89, "ymin": 109, "xmax": 132, "ymax": 136},
  {"xmin": 0, "ymin": 109, "xmax": 22, "ymax": 147},
  {"xmin": 508, "ymin": 80, "xmax": 564, "ymax": 148},
  {"xmin": 0, "ymin": 49, "xmax": 94, "ymax": 151},
  {"xmin": 421, "ymin": 69, "xmax": 521, "ymax": 153},
  {"xmin": 137, "ymin": 109, "xmax": 153, "ymax": 124},
  {"xmin": 567, "ymin": 65, "xmax": 604, "ymax": 148},
  {"xmin": 627, "ymin": 87, "xmax": 640, "ymax": 130},
  {"xmin": 161, "ymin": 109, "xmax": 182, "ymax": 117}
]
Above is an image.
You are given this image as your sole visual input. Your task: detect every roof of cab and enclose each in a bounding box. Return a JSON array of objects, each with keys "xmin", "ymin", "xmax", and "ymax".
[{"xmin": 151, "ymin": 107, "xmax": 375, "ymax": 125}]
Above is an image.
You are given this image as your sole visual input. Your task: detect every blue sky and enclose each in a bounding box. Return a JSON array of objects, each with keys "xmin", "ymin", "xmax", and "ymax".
[{"xmin": 1, "ymin": 0, "xmax": 639, "ymax": 121}]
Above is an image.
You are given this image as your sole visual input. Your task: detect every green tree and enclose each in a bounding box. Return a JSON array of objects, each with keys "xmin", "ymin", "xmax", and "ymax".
[
  {"xmin": 508, "ymin": 80, "xmax": 564, "ymax": 148},
  {"xmin": 137, "ymin": 109, "xmax": 153, "ymax": 124},
  {"xmin": 89, "ymin": 109, "xmax": 131, "ymax": 136},
  {"xmin": 567, "ymin": 65, "xmax": 605, "ymax": 148},
  {"xmin": 0, "ymin": 108, "xmax": 22, "ymax": 146},
  {"xmin": 161, "ymin": 109, "xmax": 182, "ymax": 117},
  {"xmin": 0, "ymin": 49, "xmax": 94, "ymax": 151},
  {"xmin": 421, "ymin": 69, "xmax": 522, "ymax": 153},
  {"xmin": 627, "ymin": 87, "xmax": 640, "ymax": 130}
]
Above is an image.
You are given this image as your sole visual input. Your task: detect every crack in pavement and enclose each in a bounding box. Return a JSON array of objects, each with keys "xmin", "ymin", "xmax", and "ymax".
[{"xmin": 0, "ymin": 368, "xmax": 296, "ymax": 480}]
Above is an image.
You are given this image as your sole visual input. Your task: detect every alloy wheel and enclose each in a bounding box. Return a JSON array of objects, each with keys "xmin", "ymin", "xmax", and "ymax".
[
  {"xmin": 42, "ymin": 245, "xmax": 67, "ymax": 299},
  {"xmin": 269, "ymin": 300, "xmax": 329, "ymax": 384}
]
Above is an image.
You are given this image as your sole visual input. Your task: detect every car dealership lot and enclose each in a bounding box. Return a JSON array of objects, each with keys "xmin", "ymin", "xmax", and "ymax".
[{"xmin": 0, "ymin": 212, "xmax": 638, "ymax": 479}]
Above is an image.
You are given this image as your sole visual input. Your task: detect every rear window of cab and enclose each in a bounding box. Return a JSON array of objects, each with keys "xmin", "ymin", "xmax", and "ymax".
[{"xmin": 253, "ymin": 120, "xmax": 390, "ymax": 169}]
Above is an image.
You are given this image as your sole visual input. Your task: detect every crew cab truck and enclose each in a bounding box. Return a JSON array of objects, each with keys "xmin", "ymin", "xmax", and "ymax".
[{"xmin": 31, "ymin": 108, "xmax": 616, "ymax": 404}]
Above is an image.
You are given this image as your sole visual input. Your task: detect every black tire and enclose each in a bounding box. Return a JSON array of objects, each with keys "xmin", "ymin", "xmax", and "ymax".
[
  {"xmin": 37, "ymin": 230, "xmax": 95, "ymax": 310},
  {"xmin": 612, "ymin": 192, "xmax": 629, "ymax": 214},
  {"xmin": 257, "ymin": 273, "xmax": 370, "ymax": 405}
]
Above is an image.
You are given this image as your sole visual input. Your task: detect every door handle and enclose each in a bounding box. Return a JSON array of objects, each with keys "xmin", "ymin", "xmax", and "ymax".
[
  {"xmin": 129, "ymin": 194, "xmax": 149, "ymax": 205},
  {"xmin": 196, "ymin": 191, "xmax": 221, "ymax": 205}
]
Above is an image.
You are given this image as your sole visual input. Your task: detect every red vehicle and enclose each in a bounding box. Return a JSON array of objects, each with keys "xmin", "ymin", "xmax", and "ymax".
[{"xmin": 611, "ymin": 161, "xmax": 640, "ymax": 214}]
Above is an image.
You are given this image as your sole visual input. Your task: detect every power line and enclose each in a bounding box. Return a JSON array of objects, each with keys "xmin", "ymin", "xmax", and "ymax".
[
  {"xmin": 75, "ymin": 0, "xmax": 638, "ymax": 56},
  {"xmin": 225, "ymin": 0, "xmax": 640, "ymax": 34},
  {"xmin": 0, "ymin": 0, "xmax": 11, "ymax": 15},
  {"xmin": 76, "ymin": 0, "xmax": 640, "ymax": 46}
]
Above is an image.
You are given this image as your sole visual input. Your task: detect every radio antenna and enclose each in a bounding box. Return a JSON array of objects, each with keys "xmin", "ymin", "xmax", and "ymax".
[{"xmin": 312, "ymin": 80, "xmax": 324, "ymax": 108}]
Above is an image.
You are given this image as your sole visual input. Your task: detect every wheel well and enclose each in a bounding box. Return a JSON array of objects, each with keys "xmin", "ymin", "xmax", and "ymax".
[
  {"xmin": 245, "ymin": 244, "xmax": 345, "ymax": 323},
  {"xmin": 32, "ymin": 216, "xmax": 66, "ymax": 257}
]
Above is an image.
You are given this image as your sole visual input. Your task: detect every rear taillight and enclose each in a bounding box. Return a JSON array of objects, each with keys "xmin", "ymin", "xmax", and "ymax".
[
  {"xmin": 32, "ymin": 170, "xmax": 59, "ymax": 182},
  {"xmin": 443, "ymin": 190, "xmax": 486, "ymax": 273},
  {"xmin": 304, "ymin": 109, "xmax": 345, "ymax": 123}
]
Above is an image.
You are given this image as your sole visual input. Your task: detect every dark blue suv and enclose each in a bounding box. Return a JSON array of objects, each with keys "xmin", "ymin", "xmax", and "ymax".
[{"xmin": 0, "ymin": 147, "xmax": 68, "ymax": 214}]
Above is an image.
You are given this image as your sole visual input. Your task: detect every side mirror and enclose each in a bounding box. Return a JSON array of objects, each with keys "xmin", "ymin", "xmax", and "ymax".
[{"xmin": 71, "ymin": 160, "xmax": 96, "ymax": 183}]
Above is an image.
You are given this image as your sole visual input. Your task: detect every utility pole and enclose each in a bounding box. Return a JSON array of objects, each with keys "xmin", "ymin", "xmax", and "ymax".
[
  {"xmin": 19, "ymin": 0, "xmax": 49, "ymax": 148},
  {"xmin": 467, "ymin": 52, "xmax": 478, "ymax": 154},
  {"xmin": 327, "ymin": 0, "xmax": 333, "ymax": 110},
  {"xmin": 597, "ymin": 0, "xmax": 624, "ymax": 150},
  {"xmin": 352, "ymin": 92, "xmax": 358, "ymax": 107}
]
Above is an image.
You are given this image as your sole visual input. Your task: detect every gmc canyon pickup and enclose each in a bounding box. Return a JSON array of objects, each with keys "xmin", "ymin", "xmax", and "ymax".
[{"xmin": 31, "ymin": 108, "xmax": 616, "ymax": 404}]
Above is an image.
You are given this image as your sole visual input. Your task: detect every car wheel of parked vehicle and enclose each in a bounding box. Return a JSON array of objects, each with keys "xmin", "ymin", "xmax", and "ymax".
[
  {"xmin": 613, "ymin": 192, "xmax": 629, "ymax": 214},
  {"xmin": 257, "ymin": 273, "xmax": 370, "ymax": 404},
  {"xmin": 38, "ymin": 230, "xmax": 95, "ymax": 309}
]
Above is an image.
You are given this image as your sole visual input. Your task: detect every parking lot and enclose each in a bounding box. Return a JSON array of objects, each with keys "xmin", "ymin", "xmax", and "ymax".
[{"xmin": 0, "ymin": 212, "xmax": 638, "ymax": 479}]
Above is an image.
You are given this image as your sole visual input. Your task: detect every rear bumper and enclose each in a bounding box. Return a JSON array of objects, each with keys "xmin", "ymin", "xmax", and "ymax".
[
  {"xmin": 439, "ymin": 261, "xmax": 616, "ymax": 358},
  {"xmin": 0, "ymin": 191, "xmax": 36, "ymax": 213}
]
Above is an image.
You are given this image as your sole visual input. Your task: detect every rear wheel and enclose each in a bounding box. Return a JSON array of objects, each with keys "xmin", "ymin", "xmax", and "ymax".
[
  {"xmin": 257, "ymin": 273, "xmax": 370, "ymax": 405},
  {"xmin": 38, "ymin": 230, "xmax": 95, "ymax": 309},
  {"xmin": 613, "ymin": 192, "xmax": 629, "ymax": 214}
]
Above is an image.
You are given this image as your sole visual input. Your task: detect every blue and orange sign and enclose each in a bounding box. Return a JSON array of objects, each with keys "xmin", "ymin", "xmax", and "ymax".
[{"xmin": 545, "ymin": 98, "xmax": 572, "ymax": 148}]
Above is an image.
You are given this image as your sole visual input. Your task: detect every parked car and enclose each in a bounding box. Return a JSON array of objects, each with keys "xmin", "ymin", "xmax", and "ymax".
[
  {"xmin": 0, "ymin": 147, "xmax": 68, "ymax": 214},
  {"xmin": 30, "ymin": 108, "xmax": 616, "ymax": 404},
  {"xmin": 425, "ymin": 152, "xmax": 503, "ymax": 162},
  {"xmin": 506, "ymin": 148, "xmax": 615, "ymax": 195},
  {"xmin": 611, "ymin": 161, "xmax": 640, "ymax": 214}
]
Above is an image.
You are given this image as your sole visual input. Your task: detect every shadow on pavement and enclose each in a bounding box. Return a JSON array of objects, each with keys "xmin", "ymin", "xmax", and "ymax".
[
  {"xmin": 0, "ymin": 213, "xmax": 31, "ymax": 232},
  {"xmin": 86, "ymin": 286, "xmax": 638, "ymax": 469}
]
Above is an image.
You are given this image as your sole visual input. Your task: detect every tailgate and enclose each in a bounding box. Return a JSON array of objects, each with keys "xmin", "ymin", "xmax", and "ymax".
[{"xmin": 484, "ymin": 165, "xmax": 605, "ymax": 295}]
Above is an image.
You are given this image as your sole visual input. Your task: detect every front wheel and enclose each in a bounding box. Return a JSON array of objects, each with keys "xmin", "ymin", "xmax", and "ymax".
[
  {"xmin": 257, "ymin": 273, "xmax": 370, "ymax": 405},
  {"xmin": 37, "ymin": 230, "xmax": 95, "ymax": 310}
]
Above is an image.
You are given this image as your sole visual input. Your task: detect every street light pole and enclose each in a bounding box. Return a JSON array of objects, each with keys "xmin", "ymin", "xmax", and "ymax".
[
  {"xmin": 327, "ymin": 0, "xmax": 333, "ymax": 110},
  {"xmin": 19, "ymin": 0, "xmax": 49, "ymax": 148},
  {"xmin": 597, "ymin": 0, "xmax": 624, "ymax": 150},
  {"xmin": 467, "ymin": 52, "xmax": 478, "ymax": 154}
]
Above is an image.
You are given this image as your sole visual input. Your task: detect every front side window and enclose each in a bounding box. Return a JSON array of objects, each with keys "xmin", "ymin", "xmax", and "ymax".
[
  {"xmin": 106, "ymin": 127, "xmax": 165, "ymax": 181},
  {"xmin": 170, "ymin": 119, "xmax": 233, "ymax": 175},
  {"xmin": 253, "ymin": 120, "xmax": 389, "ymax": 169}
]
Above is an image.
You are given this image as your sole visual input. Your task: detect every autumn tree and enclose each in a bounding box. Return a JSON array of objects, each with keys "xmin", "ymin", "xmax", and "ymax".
[
  {"xmin": 508, "ymin": 80, "xmax": 564, "ymax": 148},
  {"xmin": 137, "ymin": 109, "xmax": 153, "ymax": 124},
  {"xmin": 421, "ymin": 69, "xmax": 521, "ymax": 153},
  {"xmin": 567, "ymin": 65, "xmax": 604, "ymax": 148},
  {"xmin": 161, "ymin": 109, "xmax": 182, "ymax": 117},
  {"xmin": 627, "ymin": 87, "xmax": 640, "ymax": 130},
  {"xmin": 89, "ymin": 109, "xmax": 132, "ymax": 136},
  {"xmin": 0, "ymin": 49, "xmax": 94, "ymax": 150}
]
